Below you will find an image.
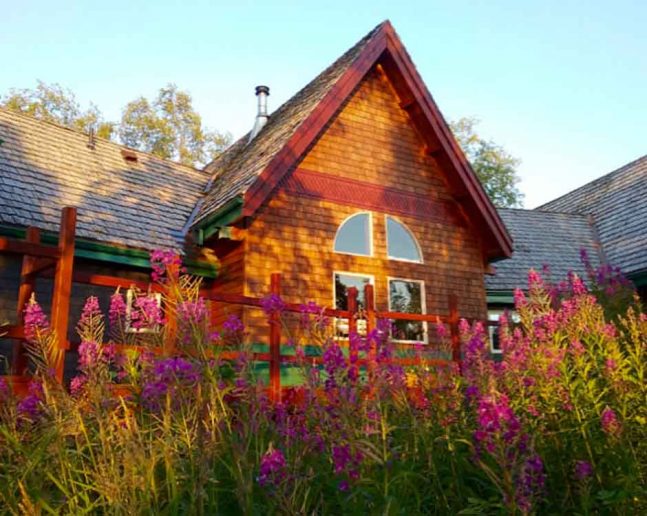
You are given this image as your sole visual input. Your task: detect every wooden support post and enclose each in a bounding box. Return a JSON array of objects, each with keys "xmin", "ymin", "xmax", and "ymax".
[
  {"xmin": 12, "ymin": 227, "xmax": 40, "ymax": 375},
  {"xmin": 347, "ymin": 286, "xmax": 358, "ymax": 367},
  {"xmin": 269, "ymin": 273, "xmax": 282, "ymax": 402},
  {"xmin": 50, "ymin": 207, "xmax": 76, "ymax": 382},
  {"xmin": 448, "ymin": 294, "xmax": 461, "ymax": 368},
  {"xmin": 163, "ymin": 261, "xmax": 181, "ymax": 356},
  {"xmin": 364, "ymin": 284, "xmax": 376, "ymax": 371}
]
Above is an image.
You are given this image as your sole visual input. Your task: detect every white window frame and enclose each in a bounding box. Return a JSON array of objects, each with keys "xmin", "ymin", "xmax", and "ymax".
[
  {"xmin": 487, "ymin": 310, "xmax": 520, "ymax": 354},
  {"xmin": 125, "ymin": 289, "xmax": 163, "ymax": 334},
  {"xmin": 333, "ymin": 212, "xmax": 374, "ymax": 258},
  {"xmin": 385, "ymin": 215, "xmax": 423, "ymax": 264},
  {"xmin": 387, "ymin": 276, "xmax": 428, "ymax": 344},
  {"xmin": 332, "ymin": 271, "xmax": 375, "ymax": 337}
]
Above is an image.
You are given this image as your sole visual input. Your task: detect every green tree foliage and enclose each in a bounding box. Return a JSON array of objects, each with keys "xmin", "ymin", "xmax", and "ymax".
[
  {"xmin": 120, "ymin": 84, "xmax": 231, "ymax": 167},
  {"xmin": 1, "ymin": 81, "xmax": 231, "ymax": 167},
  {"xmin": 451, "ymin": 117, "xmax": 524, "ymax": 208},
  {"xmin": 1, "ymin": 81, "xmax": 115, "ymax": 139}
]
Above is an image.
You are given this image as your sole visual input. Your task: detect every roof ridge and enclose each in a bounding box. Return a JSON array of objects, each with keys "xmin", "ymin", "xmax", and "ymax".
[
  {"xmin": 537, "ymin": 153, "xmax": 647, "ymax": 211},
  {"xmin": 0, "ymin": 106, "xmax": 205, "ymax": 175}
]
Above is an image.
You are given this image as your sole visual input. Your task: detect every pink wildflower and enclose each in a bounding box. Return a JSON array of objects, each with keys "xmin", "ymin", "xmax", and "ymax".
[
  {"xmin": 257, "ymin": 448, "xmax": 287, "ymax": 487},
  {"xmin": 600, "ymin": 407, "xmax": 621, "ymax": 436},
  {"xmin": 23, "ymin": 298, "xmax": 49, "ymax": 343}
]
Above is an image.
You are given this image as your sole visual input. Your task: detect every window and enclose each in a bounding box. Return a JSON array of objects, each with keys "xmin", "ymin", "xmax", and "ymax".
[
  {"xmin": 487, "ymin": 310, "xmax": 520, "ymax": 354},
  {"xmin": 334, "ymin": 272, "xmax": 373, "ymax": 336},
  {"xmin": 334, "ymin": 213, "xmax": 372, "ymax": 256},
  {"xmin": 386, "ymin": 216, "xmax": 422, "ymax": 262},
  {"xmin": 388, "ymin": 278, "xmax": 427, "ymax": 343},
  {"xmin": 125, "ymin": 289, "xmax": 163, "ymax": 334}
]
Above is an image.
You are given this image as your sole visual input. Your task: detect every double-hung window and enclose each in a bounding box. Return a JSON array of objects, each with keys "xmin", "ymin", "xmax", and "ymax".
[{"xmin": 388, "ymin": 278, "xmax": 427, "ymax": 343}]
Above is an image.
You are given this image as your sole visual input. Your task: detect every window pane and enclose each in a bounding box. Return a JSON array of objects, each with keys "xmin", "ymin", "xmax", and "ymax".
[
  {"xmin": 389, "ymin": 279, "xmax": 425, "ymax": 342},
  {"xmin": 334, "ymin": 214, "xmax": 370, "ymax": 255},
  {"xmin": 335, "ymin": 273, "xmax": 372, "ymax": 310},
  {"xmin": 386, "ymin": 217, "xmax": 421, "ymax": 262}
]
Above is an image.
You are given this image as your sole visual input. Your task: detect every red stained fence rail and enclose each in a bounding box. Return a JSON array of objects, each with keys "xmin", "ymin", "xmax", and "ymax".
[{"xmin": 2, "ymin": 215, "xmax": 499, "ymax": 400}]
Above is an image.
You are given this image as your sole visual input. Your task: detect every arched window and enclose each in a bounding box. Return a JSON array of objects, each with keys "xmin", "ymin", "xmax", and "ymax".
[
  {"xmin": 334, "ymin": 213, "xmax": 372, "ymax": 256},
  {"xmin": 386, "ymin": 216, "xmax": 422, "ymax": 262}
]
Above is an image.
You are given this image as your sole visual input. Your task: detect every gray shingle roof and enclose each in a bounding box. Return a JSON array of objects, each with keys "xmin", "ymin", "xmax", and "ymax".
[
  {"xmin": 486, "ymin": 209, "xmax": 600, "ymax": 292},
  {"xmin": 538, "ymin": 155, "xmax": 647, "ymax": 275},
  {"xmin": 193, "ymin": 22, "xmax": 384, "ymax": 227},
  {"xmin": 0, "ymin": 108, "xmax": 209, "ymax": 252}
]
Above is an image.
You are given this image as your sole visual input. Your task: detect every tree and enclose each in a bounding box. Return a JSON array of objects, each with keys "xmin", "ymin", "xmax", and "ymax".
[
  {"xmin": 450, "ymin": 117, "xmax": 523, "ymax": 208},
  {"xmin": 119, "ymin": 84, "xmax": 231, "ymax": 167},
  {"xmin": 1, "ymin": 81, "xmax": 115, "ymax": 139}
]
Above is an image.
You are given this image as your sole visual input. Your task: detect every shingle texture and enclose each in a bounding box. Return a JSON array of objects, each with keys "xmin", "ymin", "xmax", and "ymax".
[
  {"xmin": 0, "ymin": 108, "xmax": 209, "ymax": 251},
  {"xmin": 193, "ymin": 22, "xmax": 383, "ymax": 226},
  {"xmin": 486, "ymin": 209, "xmax": 600, "ymax": 292},
  {"xmin": 538, "ymin": 155, "xmax": 647, "ymax": 276}
]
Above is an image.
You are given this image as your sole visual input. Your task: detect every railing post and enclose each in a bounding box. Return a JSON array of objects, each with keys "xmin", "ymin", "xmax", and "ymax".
[
  {"xmin": 347, "ymin": 286, "xmax": 358, "ymax": 366},
  {"xmin": 269, "ymin": 273, "xmax": 282, "ymax": 402},
  {"xmin": 12, "ymin": 227, "xmax": 40, "ymax": 375},
  {"xmin": 448, "ymin": 293, "xmax": 461, "ymax": 368},
  {"xmin": 51, "ymin": 207, "xmax": 76, "ymax": 382},
  {"xmin": 364, "ymin": 283, "xmax": 376, "ymax": 370},
  {"xmin": 163, "ymin": 260, "xmax": 181, "ymax": 356}
]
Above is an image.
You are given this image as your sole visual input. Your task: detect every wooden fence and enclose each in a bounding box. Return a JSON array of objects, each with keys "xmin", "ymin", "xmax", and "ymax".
[{"xmin": 1, "ymin": 207, "xmax": 496, "ymax": 400}]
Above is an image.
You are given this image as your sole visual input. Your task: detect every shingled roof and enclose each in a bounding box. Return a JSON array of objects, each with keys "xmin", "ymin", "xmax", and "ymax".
[
  {"xmin": 538, "ymin": 155, "xmax": 647, "ymax": 276},
  {"xmin": 193, "ymin": 23, "xmax": 382, "ymax": 227},
  {"xmin": 486, "ymin": 209, "xmax": 601, "ymax": 292},
  {"xmin": 0, "ymin": 108, "xmax": 209, "ymax": 252}
]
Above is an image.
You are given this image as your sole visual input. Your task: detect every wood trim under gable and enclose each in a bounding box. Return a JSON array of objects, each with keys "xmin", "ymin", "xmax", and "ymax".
[{"xmin": 283, "ymin": 167, "xmax": 458, "ymax": 224}]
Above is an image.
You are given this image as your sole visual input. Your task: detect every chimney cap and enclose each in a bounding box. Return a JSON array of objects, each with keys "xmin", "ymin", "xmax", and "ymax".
[{"xmin": 255, "ymin": 85, "xmax": 270, "ymax": 96}]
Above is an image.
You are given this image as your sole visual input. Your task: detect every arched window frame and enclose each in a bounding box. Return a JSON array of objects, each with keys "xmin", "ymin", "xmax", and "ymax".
[
  {"xmin": 384, "ymin": 215, "xmax": 423, "ymax": 263},
  {"xmin": 333, "ymin": 212, "xmax": 374, "ymax": 257}
]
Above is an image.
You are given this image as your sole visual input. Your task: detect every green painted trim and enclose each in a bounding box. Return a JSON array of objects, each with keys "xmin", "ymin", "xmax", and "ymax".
[
  {"xmin": 629, "ymin": 271, "xmax": 647, "ymax": 288},
  {"xmin": 195, "ymin": 196, "xmax": 244, "ymax": 245},
  {"xmin": 487, "ymin": 292, "xmax": 515, "ymax": 304},
  {"xmin": 0, "ymin": 224, "xmax": 218, "ymax": 278}
]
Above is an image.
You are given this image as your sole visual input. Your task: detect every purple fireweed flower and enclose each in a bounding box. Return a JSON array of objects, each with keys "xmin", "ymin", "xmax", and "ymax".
[
  {"xmin": 80, "ymin": 296, "xmax": 101, "ymax": 325},
  {"xmin": 516, "ymin": 454, "xmax": 546, "ymax": 512},
  {"xmin": 261, "ymin": 293, "xmax": 286, "ymax": 316},
  {"xmin": 0, "ymin": 377, "xmax": 10, "ymax": 402},
  {"xmin": 109, "ymin": 291, "xmax": 127, "ymax": 328},
  {"xmin": 258, "ymin": 448, "xmax": 287, "ymax": 487},
  {"xmin": 131, "ymin": 295, "xmax": 165, "ymax": 330},
  {"xmin": 513, "ymin": 288, "xmax": 527, "ymax": 309},
  {"xmin": 178, "ymin": 298, "xmax": 208, "ymax": 325},
  {"xmin": 70, "ymin": 375, "xmax": 87, "ymax": 396},
  {"xmin": 17, "ymin": 381, "xmax": 44, "ymax": 422},
  {"xmin": 474, "ymin": 394, "xmax": 521, "ymax": 454},
  {"xmin": 78, "ymin": 341, "xmax": 100, "ymax": 368},
  {"xmin": 600, "ymin": 407, "xmax": 621, "ymax": 436},
  {"xmin": 150, "ymin": 249, "xmax": 183, "ymax": 283},
  {"xmin": 527, "ymin": 269, "xmax": 544, "ymax": 291},
  {"xmin": 23, "ymin": 298, "xmax": 49, "ymax": 343},
  {"xmin": 574, "ymin": 460, "xmax": 594, "ymax": 481},
  {"xmin": 223, "ymin": 314, "xmax": 244, "ymax": 335}
]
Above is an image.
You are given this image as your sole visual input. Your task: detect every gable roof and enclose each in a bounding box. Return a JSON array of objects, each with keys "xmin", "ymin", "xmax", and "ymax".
[
  {"xmin": 538, "ymin": 155, "xmax": 647, "ymax": 275},
  {"xmin": 486, "ymin": 208, "xmax": 600, "ymax": 292},
  {"xmin": 194, "ymin": 21, "xmax": 512, "ymax": 261},
  {"xmin": 0, "ymin": 108, "xmax": 209, "ymax": 252}
]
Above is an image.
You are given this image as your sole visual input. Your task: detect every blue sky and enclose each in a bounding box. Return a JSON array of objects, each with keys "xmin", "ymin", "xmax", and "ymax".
[{"xmin": 1, "ymin": 0, "xmax": 645, "ymax": 207}]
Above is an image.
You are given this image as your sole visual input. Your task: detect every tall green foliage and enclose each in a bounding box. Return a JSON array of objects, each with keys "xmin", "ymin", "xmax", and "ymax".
[
  {"xmin": 119, "ymin": 84, "xmax": 231, "ymax": 167},
  {"xmin": 451, "ymin": 117, "xmax": 524, "ymax": 208}
]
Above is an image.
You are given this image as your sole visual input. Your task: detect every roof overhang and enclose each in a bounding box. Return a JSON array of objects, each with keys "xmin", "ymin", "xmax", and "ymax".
[{"xmin": 239, "ymin": 21, "xmax": 513, "ymax": 261}]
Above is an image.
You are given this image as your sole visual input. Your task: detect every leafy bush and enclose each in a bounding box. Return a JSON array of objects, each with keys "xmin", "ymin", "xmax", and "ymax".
[{"xmin": 0, "ymin": 255, "xmax": 644, "ymax": 515}]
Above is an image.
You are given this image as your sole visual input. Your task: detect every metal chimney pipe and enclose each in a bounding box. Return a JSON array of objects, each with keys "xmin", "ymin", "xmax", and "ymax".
[{"xmin": 249, "ymin": 85, "xmax": 270, "ymax": 143}]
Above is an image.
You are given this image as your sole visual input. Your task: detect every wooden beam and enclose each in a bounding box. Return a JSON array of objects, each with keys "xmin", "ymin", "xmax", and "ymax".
[
  {"xmin": 50, "ymin": 207, "xmax": 76, "ymax": 381},
  {"xmin": 269, "ymin": 273, "xmax": 282, "ymax": 402},
  {"xmin": 0, "ymin": 237, "xmax": 60, "ymax": 258},
  {"xmin": 12, "ymin": 227, "xmax": 40, "ymax": 375}
]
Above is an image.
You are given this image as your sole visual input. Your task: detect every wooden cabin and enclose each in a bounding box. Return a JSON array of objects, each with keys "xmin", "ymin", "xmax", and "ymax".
[{"xmin": 2, "ymin": 21, "xmax": 643, "ymax": 376}]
